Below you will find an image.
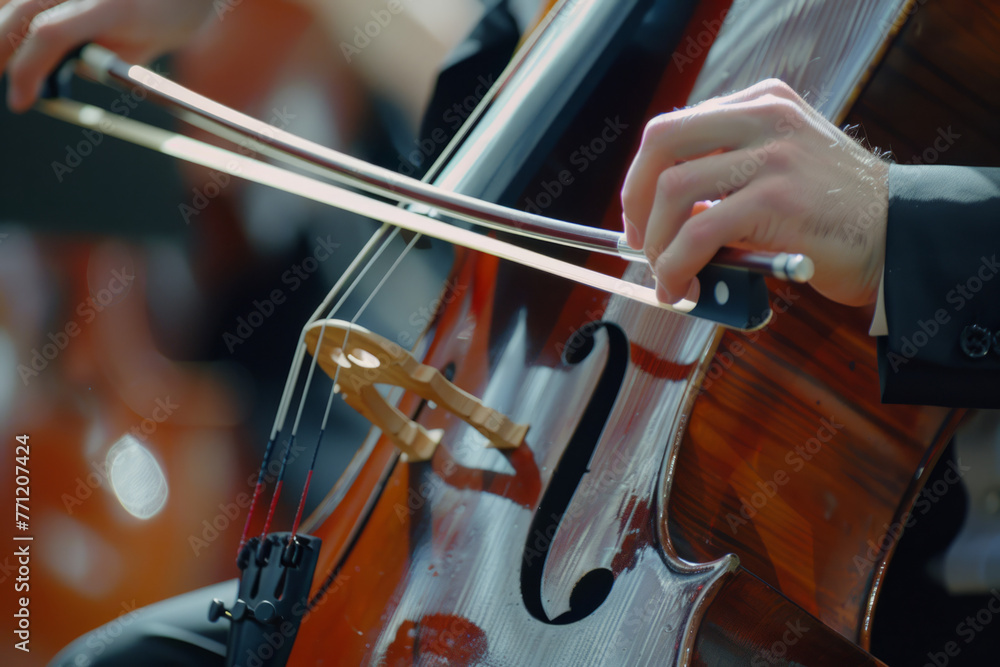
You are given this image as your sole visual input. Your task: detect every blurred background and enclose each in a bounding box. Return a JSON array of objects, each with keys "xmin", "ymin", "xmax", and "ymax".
[{"xmin": 0, "ymin": 0, "xmax": 482, "ymax": 663}]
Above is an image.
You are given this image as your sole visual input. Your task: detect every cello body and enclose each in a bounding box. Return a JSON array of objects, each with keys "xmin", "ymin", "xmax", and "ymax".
[
  {"xmin": 22, "ymin": 0, "xmax": 997, "ymax": 664},
  {"xmin": 274, "ymin": 0, "xmax": 973, "ymax": 664}
]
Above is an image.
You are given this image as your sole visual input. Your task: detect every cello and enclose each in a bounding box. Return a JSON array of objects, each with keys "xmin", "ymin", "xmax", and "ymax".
[{"xmin": 34, "ymin": 0, "xmax": 1000, "ymax": 664}]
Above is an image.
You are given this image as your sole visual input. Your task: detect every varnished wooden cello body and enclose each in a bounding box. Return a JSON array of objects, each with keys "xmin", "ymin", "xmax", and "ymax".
[
  {"xmin": 269, "ymin": 0, "xmax": 993, "ymax": 664},
  {"xmin": 29, "ymin": 0, "xmax": 1000, "ymax": 664}
]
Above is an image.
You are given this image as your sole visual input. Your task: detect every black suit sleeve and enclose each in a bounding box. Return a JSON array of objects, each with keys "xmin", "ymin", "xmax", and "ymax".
[{"xmin": 878, "ymin": 164, "xmax": 1000, "ymax": 408}]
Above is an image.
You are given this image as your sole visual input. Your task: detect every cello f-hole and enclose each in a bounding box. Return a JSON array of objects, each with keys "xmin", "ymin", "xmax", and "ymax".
[{"xmin": 520, "ymin": 322, "xmax": 629, "ymax": 624}]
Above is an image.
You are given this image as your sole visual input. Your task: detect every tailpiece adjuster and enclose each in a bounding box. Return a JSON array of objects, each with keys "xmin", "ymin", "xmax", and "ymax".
[{"xmin": 208, "ymin": 532, "xmax": 322, "ymax": 667}]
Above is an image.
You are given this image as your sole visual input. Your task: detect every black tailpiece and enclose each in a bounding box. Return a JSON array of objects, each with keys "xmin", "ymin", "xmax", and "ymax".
[{"xmin": 208, "ymin": 533, "xmax": 322, "ymax": 667}]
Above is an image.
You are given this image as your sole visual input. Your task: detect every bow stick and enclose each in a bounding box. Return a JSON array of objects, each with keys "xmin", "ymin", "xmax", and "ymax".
[{"xmin": 36, "ymin": 44, "xmax": 815, "ymax": 329}]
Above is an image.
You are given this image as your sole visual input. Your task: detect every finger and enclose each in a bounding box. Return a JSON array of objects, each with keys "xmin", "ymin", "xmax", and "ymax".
[
  {"xmin": 710, "ymin": 78, "xmax": 802, "ymax": 106},
  {"xmin": 0, "ymin": 0, "xmax": 65, "ymax": 79},
  {"xmin": 638, "ymin": 149, "xmax": 751, "ymax": 256},
  {"xmin": 652, "ymin": 189, "xmax": 764, "ymax": 303},
  {"xmin": 655, "ymin": 274, "xmax": 700, "ymax": 306},
  {"xmin": 714, "ymin": 78, "xmax": 832, "ymax": 137},
  {"xmin": 644, "ymin": 201, "xmax": 717, "ymax": 272},
  {"xmin": 622, "ymin": 103, "xmax": 769, "ymax": 233},
  {"xmin": 622, "ymin": 213, "xmax": 640, "ymax": 248},
  {"xmin": 7, "ymin": 0, "xmax": 118, "ymax": 111}
]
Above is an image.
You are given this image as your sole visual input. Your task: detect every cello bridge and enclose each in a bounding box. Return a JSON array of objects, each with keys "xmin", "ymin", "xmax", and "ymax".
[{"xmin": 304, "ymin": 319, "xmax": 528, "ymax": 461}]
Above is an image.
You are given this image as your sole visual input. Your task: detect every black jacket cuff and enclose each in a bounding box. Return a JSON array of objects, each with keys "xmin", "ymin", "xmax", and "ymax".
[{"xmin": 878, "ymin": 164, "xmax": 1000, "ymax": 407}]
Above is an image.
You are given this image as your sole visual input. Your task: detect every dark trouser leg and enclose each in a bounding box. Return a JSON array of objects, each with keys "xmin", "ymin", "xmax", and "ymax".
[{"xmin": 48, "ymin": 579, "xmax": 236, "ymax": 667}]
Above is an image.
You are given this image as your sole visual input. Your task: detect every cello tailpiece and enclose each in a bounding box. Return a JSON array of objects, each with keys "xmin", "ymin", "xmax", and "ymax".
[{"xmin": 209, "ymin": 533, "xmax": 322, "ymax": 667}]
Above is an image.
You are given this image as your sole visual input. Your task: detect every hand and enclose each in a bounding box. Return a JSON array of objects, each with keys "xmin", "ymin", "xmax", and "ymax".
[
  {"xmin": 1, "ymin": 0, "xmax": 216, "ymax": 112},
  {"xmin": 620, "ymin": 78, "xmax": 889, "ymax": 308}
]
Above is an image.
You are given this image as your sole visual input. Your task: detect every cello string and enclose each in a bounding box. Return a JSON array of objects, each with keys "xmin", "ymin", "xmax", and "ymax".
[
  {"xmin": 265, "ymin": 199, "xmax": 430, "ymax": 542},
  {"xmin": 290, "ymin": 227, "xmax": 406, "ymax": 434},
  {"xmin": 287, "ymin": 381, "xmax": 338, "ymax": 541},
  {"xmin": 279, "ymin": 55, "xmax": 505, "ymax": 544},
  {"xmin": 244, "ymin": 63, "xmax": 487, "ymax": 546},
  {"xmin": 287, "ymin": 232, "xmax": 424, "ymax": 540},
  {"xmin": 245, "ymin": 0, "xmax": 550, "ymax": 563},
  {"xmin": 282, "ymin": 67, "xmax": 501, "ymax": 548},
  {"xmin": 238, "ymin": 222, "xmax": 394, "ymax": 553},
  {"xmin": 67, "ymin": 44, "xmax": 659, "ymax": 264},
  {"xmin": 291, "ymin": 228, "xmax": 416, "ymax": 437},
  {"xmin": 300, "ymin": 0, "xmax": 582, "ymax": 608},
  {"xmin": 35, "ymin": 99, "xmax": 693, "ymax": 314},
  {"xmin": 270, "ymin": 224, "xmax": 396, "ymax": 438},
  {"xmin": 258, "ymin": 226, "xmax": 407, "ymax": 540}
]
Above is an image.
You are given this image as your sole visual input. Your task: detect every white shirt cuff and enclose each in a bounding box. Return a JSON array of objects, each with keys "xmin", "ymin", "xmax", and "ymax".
[{"xmin": 869, "ymin": 267, "xmax": 888, "ymax": 336}]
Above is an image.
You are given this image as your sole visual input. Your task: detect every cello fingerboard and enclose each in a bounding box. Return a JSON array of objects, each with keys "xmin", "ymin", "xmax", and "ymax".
[{"xmin": 689, "ymin": 0, "xmax": 913, "ymax": 122}]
